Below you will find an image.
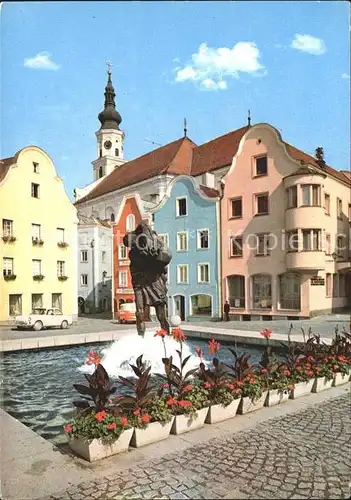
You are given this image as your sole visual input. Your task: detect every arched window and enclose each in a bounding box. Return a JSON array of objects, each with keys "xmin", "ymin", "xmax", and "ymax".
[
  {"xmin": 227, "ymin": 275, "xmax": 245, "ymax": 308},
  {"xmin": 98, "ymin": 166, "xmax": 103, "ymax": 178},
  {"xmin": 191, "ymin": 295, "xmax": 212, "ymax": 316},
  {"xmin": 110, "ymin": 213, "xmax": 115, "ymax": 222},
  {"xmin": 115, "ymin": 148, "xmax": 119, "ymax": 156},
  {"xmin": 252, "ymin": 274, "xmax": 272, "ymax": 309},
  {"xmin": 126, "ymin": 214, "xmax": 135, "ymax": 231},
  {"xmin": 279, "ymin": 273, "xmax": 301, "ymax": 310}
]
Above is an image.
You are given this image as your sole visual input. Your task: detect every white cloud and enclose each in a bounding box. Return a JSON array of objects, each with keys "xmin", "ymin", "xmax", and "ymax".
[
  {"xmin": 291, "ymin": 34, "xmax": 326, "ymax": 55},
  {"xmin": 341, "ymin": 73, "xmax": 350, "ymax": 79},
  {"xmin": 24, "ymin": 52, "xmax": 60, "ymax": 71},
  {"xmin": 174, "ymin": 41, "xmax": 265, "ymax": 91}
]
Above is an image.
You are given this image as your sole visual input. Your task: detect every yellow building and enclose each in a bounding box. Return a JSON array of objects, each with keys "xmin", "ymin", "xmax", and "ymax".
[{"xmin": 0, "ymin": 146, "xmax": 78, "ymax": 323}]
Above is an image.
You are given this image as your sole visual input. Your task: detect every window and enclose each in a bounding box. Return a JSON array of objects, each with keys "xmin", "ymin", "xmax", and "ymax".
[
  {"xmin": 110, "ymin": 213, "xmax": 115, "ymax": 223},
  {"xmin": 279, "ymin": 273, "xmax": 301, "ymax": 310},
  {"xmin": 339, "ymin": 274, "xmax": 346, "ymax": 297},
  {"xmin": 52, "ymin": 293, "xmax": 62, "ymax": 310},
  {"xmin": 326, "ymin": 273, "xmax": 332, "ymax": 297},
  {"xmin": 197, "ymin": 230, "xmax": 209, "ymax": 249},
  {"xmin": 286, "ymin": 186, "xmax": 297, "ymax": 209},
  {"xmin": 2, "ymin": 219, "xmax": 13, "ymax": 237},
  {"xmin": 301, "ymin": 184, "xmax": 321, "ymax": 206},
  {"xmin": 57, "ymin": 261, "xmax": 65, "ymax": 277},
  {"xmin": 230, "ymin": 198, "xmax": 242, "ymax": 218},
  {"xmin": 176, "ymin": 198, "xmax": 187, "ymax": 217},
  {"xmin": 126, "ymin": 214, "xmax": 135, "ymax": 232},
  {"xmin": 348, "ymin": 204, "xmax": 351, "ymax": 222},
  {"xmin": 256, "ymin": 234, "xmax": 270, "ymax": 256},
  {"xmin": 302, "ymin": 229, "xmax": 321, "ymax": 251},
  {"xmin": 33, "ymin": 162, "xmax": 39, "ymax": 173},
  {"xmin": 255, "ymin": 156, "xmax": 268, "ymax": 176},
  {"xmin": 158, "ymin": 234, "xmax": 169, "ymax": 249},
  {"xmin": 337, "ymin": 236, "xmax": 345, "ymax": 257},
  {"xmin": 191, "ymin": 295, "xmax": 212, "ymax": 316},
  {"xmin": 81, "ymin": 250, "xmax": 88, "ymax": 262},
  {"xmin": 115, "ymin": 148, "xmax": 119, "ymax": 156},
  {"xmin": 119, "ymin": 270, "xmax": 128, "ymax": 287},
  {"xmin": 325, "ymin": 233, "xmax": 332, "ymax": 255},
  {"xmin": 31, "ymin": 294, "xmax": 43, "ymax": 311},
  {"xmin": 57, "ymin": 228, "xmax": 65, "ymax": 243},
  {"xmin": 118, "ymin": 244, "xmax": 127, "ymax": 260},
  {"xmin": 230, "ymin": 236, "xmax": 243, "ymax": 257},
  {"xmin": 177, "ymin": 232, "xmax": 188, "ymax": 251},
  {"xmin": 177, "ymin": 265, "xmax": 188, "ymax": 284},
  {"xmin": 32, "ymin": 224, "xmax": 41, "ymax": 239},
  {"xmin": 337, "ymin": 198, "xmax": 343, "ymax": 218},
  {"xmin": 32, "ymin": 259, "xmax": 41, "ymax": 276},
  {"xmin": 324, "ymin": 194, "xmax": 330, "ymax": 215},
  {"xmin": 255, "ymin": 193, "xmax": 269, "ymax": 215},
  {"xmin": 98, "ymin": 166, "xmax": 104, "ymax": 178},
  {"xmin": 252, "ymin": 274, "xmax": 272, "ymax": 309},
  {"xmin": 227, "ymin": 275, "xmax": 245, "ymax": 308},
  {"xmin": 286, "ymin": 230, "xmax": 299, "ymax": 252},
  {"xmin": 333, "ymin": 274, "xmax": 339, "ymax": 297},
  {"xmin": 3, "ymin": 257, "xmax": 14, "ymax": 276},
  {"xmin": 80, "ymin": 274, "xmax": 88, "ymax": 286},
  {"xmin": 9, "ymin": 294, "xmax": 22, "ymax": 316},
  {"xmin": 198, "ymin": 264, "xmax": 210, "ymax": 283},
  {"xmin": 101, "ymin": 251, "xmax": 106, "ymax": 263},
  {"xmin": 31, "ymin": 183, "xmax": 40, "ymax": 198}
]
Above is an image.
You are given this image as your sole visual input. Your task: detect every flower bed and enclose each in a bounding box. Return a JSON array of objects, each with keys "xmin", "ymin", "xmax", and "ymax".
[{"xmin": 64, "ymin": 326, "xmax": 351, "ymax": 461}]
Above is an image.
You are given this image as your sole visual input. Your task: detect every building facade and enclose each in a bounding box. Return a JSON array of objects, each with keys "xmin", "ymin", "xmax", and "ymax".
[
  {"xmin": 221, "ymin": 123, "xmax": 351, "ymax": 319},
  {"xmin": 77, "ymin": 214, "xmax": 112, "ymax": 314},
  {"xmin": 0, "ymin": 146, "xmax": 78, "ymax": 322},
  {"xmin": 152, "ymin": 176, "xmax": 221, "ymax": 321},
  {"xmin": 112, "ymin": 195, "xmax": 144, "ymax": 318}
]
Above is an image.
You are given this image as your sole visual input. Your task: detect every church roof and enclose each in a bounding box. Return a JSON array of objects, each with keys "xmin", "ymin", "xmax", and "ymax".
[{"xmin": 0, "ymin": 156, "xmax": 15, "ymax": 182}]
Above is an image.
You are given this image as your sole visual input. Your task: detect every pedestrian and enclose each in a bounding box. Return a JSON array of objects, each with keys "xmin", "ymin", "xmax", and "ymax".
[{"xmin": 224, "ymin": 300, "xmax": 230, "ymax": 322}]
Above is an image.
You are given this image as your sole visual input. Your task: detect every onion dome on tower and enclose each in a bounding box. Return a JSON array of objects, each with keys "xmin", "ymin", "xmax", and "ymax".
[{"xmin": 98, "ymin": 69, "xmax": 122, "ymax": 130}]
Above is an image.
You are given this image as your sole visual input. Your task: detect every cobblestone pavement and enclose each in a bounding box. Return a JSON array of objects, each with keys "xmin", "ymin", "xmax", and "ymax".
[{"xmin": 41, "ymin": 395, "xmax": 351, "ymax": 500}]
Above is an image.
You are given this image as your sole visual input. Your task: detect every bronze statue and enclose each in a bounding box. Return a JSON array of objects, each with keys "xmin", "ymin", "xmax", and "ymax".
[{"xmin": 123, "ymin": 222, "xmax": 172, "ymax": 336}]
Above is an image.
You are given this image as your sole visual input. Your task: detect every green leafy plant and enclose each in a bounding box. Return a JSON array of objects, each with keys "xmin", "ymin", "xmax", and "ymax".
[
  {"xmin": 4, "ymin": 274, "xmax": 16, "ymax": 281},
  {"xmin": 33, "ymin": 274, "xmax": 44, "ymax": 281},
  {"xmin": 64, "ymin": 410, "xmax": 130, "ymax": 443},
  {"xmin": 58, "ymin": 276, "xmax": 69, "ymax": 281}
]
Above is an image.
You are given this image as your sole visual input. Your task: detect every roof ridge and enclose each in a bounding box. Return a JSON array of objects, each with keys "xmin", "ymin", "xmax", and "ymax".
[{"xmin": 197, "ymin": 125, "xmax": 249, "ymax": 148}]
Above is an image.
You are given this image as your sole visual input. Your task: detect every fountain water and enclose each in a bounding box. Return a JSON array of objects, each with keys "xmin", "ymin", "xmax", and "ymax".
[{"xmin": 79, "ymin": 328, "xmax": 204, "ymax": 378}]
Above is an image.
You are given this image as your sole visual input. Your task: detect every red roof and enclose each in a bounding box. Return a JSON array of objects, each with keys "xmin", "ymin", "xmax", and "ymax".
[
  {"xmin": 0, "ymin": 156, "xmax": 15, "ymax": 183},
  {"xmin": 199, "ymin": 185, "xmax": 220, "ymax": 198},
  {"xmin": 76, "ymin": 137, "xmax": 196, "ymax": 204},
  {"xmin": 191, "ymin": 126, "xmax": 249, "ymax": 176}
]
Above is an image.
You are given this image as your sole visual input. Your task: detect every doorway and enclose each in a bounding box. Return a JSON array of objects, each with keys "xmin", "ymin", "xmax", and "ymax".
[{"xmin": 174, "ymin": 295, "xmax": 185, "ymax": 321}]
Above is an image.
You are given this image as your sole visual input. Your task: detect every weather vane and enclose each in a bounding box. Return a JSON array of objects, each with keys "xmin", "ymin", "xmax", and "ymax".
[{"xmin": 107, "ymin": 61, "xmax": 112, "ymax": 73}]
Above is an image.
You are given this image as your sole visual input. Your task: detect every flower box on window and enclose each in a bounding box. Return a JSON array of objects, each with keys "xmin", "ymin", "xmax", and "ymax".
[
  {"xmin": 58, "ymin": 276, "xmax": 68, "ymax": 281},
  {"xmin": 32, "ymin": 238, "xmax": 44, "ymax": 246},
  {"xmin": 33, "ymin": 274, "xmax": 45, "ymax": 281},
  {"xmin": 58, "ymin": 241, "xmax": 69, "ymax": 248},
  {"xmin": 4, "ymin": 274, "xmax": 17, "ymax": 281},
  {"xmin": 2, "ymin": 235, "xmax": 16, "ymax": 243}
]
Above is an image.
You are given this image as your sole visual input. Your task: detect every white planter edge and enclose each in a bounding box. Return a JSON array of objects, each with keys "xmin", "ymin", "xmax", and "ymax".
[
  {"xmin": 171, "ymin": 407, "xmax": 209, "ymax": 435},
  {"xmin": 130, "ymin": 418, "xmax": 174, "ymax": 448},
  {"xmin": 205, "ymin": 398, "xmax": 241, "ymax": 424}
]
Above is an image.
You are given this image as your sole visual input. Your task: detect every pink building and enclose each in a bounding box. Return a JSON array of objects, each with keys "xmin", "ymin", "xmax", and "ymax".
[{"xmin": 221, "ymin": 123, "xmax": 351, "ymax": 319}]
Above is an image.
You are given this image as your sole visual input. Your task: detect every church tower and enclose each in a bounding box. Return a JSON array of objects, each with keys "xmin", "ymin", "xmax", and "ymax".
[{"xmin": 92, "ymin": 65, "xmax": 125, "ymax": 181}]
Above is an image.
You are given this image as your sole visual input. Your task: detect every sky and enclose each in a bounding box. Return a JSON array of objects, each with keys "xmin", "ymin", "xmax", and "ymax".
[{"xmin": 2, "ymin": 1, "xmax": 350, "ymax": 200}]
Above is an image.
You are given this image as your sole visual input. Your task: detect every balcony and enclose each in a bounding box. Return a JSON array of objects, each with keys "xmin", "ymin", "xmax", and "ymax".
[
  {"xmin": 286, "ymin": 251, "xmax": 325, "ymax": 271},
  {"xmin": 285, "ymin": 206, "xmax": 325, "ymax": 232}
]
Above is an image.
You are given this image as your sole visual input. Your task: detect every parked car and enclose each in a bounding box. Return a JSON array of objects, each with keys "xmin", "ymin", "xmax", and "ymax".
[
  {"xmin": 15, "ymin": 308, "xmax": 73, "ymax": 331},
  {"xmin": 118, "ymin": 302, "xmax": 136, "ymax": 324}
]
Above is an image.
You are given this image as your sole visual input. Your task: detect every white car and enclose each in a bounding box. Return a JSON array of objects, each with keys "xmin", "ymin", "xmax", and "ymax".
[{"xmin": 15, "ymin": 308, "xmax": 73, "ymax": 331}]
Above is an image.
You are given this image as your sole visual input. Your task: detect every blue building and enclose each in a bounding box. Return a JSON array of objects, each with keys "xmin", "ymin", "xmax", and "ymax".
[{"xmin": 152, "ymin": 176, "xmax": 221, "ymax": 321}]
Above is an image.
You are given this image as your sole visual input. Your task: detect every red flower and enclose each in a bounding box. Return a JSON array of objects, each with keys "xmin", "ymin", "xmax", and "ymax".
[
  {"xmin": 316, "ymin": 367, "xmax": 321, "ymax": 372},
  {"xmin": 236, "ymin": 381, "xmax": 244, "ymax": 387},
  {"xmin": 305, "ymin": 363, "xmax": 311, "ymax": 369},
  {"xmin": 178, "ymin": 400, "xmax": 192, "ymax": 407},
  {"xmin": 208, "ymin": 338, "xmax": 220, "ymax": 355},
  {"xmin": 260, "ymin": 328, "xmax": 272, "ymax": 339},
  {"xmin": 133, "ymin": 409, "xmax": 140, "ymax": 416},
  {"xmin": 333, "ymin": 365, "xmax": 339, "ymax": 371},
  {"xmin": 338, "ymin": 356, "xmax": 346, "ymax": 362},
  {"xmin": 171, "ymin": 327, "xmax": 186, "ymax": 343},
  {"xmin": 86, "ymin": 349, "xmax": 102, "ymax": 366},
  {"xmin": 120, "ymin": 416, "xmax": 128, "ymax": 426},
  {"xmin": 166, "ymin": 396, "xmax": 178, "ymax": 407},
  {"xmin": 95, "ymin": 411, "xmax": 107, "ymax": 422},
  {"xmin": 305, "ymin": 370, "xmax": 314, "ymax": 377},
  {"xmin": 204, "ymin": 381, "xmax": 212, "ymax": 389},
  {"xmin": 307, "ymin": 356, "xmax": 314, "ymax": 362},
  {"xmin": 296, "ymin": 366, "xmax": 302, "ymax": 371},
  {"xmin": 155, "ymin": 328, "xmax": 168, "ymax": 338},
  {"xmin": 283, "ymin": 369, "xmax": 290, "ymax": 376},
  {"xmin": 64, "ymin": 424, "xmax": 72, "ymax": 433},
  {"xmin": 195, "ymin": 346, "xmax": 203, "ymax": 360},
  {"xmin": 232, "ymin": 388, "xmax": 240, "ymax": 394},
  {"xmin": 141, "ymin": 414, "xmax": 150, "ymax": 423},
  {"xmin": 183, "ymin": 384, "xmax": 192, "ymax": 392},
  {"xmin": 107, "ymin": 423, "xmax": 116, "ymax": 430},
  {"xmin": 249, "ymin": 378, "xmax": 255, "ymax": 385},
  {"xmin": 162, "ymin": 383, "xmax": 169, "ymax": 389},
  {"xmin": 261, "ymin": 368, "xmax": 268, "ymax": 374}
]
